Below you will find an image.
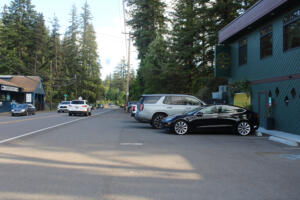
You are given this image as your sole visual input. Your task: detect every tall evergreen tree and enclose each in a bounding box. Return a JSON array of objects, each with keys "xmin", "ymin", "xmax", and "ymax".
[
  {"xmin": 126, "ymin": 0, "xmax": 167, "ymax": 95},
  {"xmin": 126, "ymin": 0, "xmax": 167, "ymax": 60},
  {"xmin": 169, "ymin": 0, "xmax": 201, "ymax": 94},
  {"xmin": 0, "ymin": 0, "xmax": 38, "ymax": 74},
  {"xmin": 79, "ymin": 1, "xmax": 102, "ymax": 103},
  {"xmin": 62, "ymin": 5, "xmax": 80, "ymax": 99}
]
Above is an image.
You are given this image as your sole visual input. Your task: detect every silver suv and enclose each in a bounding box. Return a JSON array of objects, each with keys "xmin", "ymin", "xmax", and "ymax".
[{"xmin": 135, "ymin": 94, "xmax": 206, "ymax": 129}]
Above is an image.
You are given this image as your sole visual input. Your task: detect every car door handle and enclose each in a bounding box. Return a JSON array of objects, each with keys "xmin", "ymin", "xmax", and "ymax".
[{"xmin": 167, "ymin": 107, "xmax": 173, "ymax": 109}]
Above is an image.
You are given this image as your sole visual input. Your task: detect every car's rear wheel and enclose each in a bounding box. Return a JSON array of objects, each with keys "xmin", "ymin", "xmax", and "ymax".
[
  {"xmin": 11, "ymin": 113, "xmax": 14, "ymax": 117},
  {"xmin": 151, "ymin": 113, "xmax": 166, "ymax": 129},
  {"xmin": 69, "ymin": 112, "xmax": 72, "ymax": 116},
  {"xmin": 236, "ymin": 121, "xmax": 252, "ymax": 136},
  {"xmin": 173, "ymin": 120, "xmax": 189, "ymax": 135}
]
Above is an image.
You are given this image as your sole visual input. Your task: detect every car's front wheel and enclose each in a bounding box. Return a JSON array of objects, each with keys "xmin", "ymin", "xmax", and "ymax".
[
  {"xmin": 236, "ymin": 121, "xmax": 252, "ymax": 136},
  {"xmin": 69, "ymin": 112, "xmax": 72, "ymax": 116},
  {"xmin": 173, "ymin": 120, "xmax": 189, "ymax": 135},
  {"xmin": 151, "ymin": 113, "xmax": 166, "ymax": 129}
]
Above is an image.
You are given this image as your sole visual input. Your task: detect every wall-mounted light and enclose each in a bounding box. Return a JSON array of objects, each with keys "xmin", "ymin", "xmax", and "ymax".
[{"xmin": 284, "ymin": 96, "xmax": 289, "ymax": 106}]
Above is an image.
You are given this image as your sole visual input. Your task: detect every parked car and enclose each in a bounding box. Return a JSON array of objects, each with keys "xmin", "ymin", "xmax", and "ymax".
[
  {"xmin": 89, "ymin": 104, "xmax": 95, "ymax": 110},
  {"xmin": 97, "ymin": 104, "xmax": 104, "ymax": 109},
  {"xmin": 11, "ymin": 104, "xmax": 36, "ymax": 116},
  {"xmin": 57, "ymin": 101, "xmax": 71, "ymax": 113},
  {"xmin": 162, "ymin": 104, "xmax": 259, "ymax": 136},
  {"xmin": 128, "ymin": 101, "xmax": 137, "ymax": 113},
  {"xmin": 68, "ymin": 100, "xmax": 91, "ymax": 116},
  {"xmin": 135, "ymin": 94, "xmax": 206, "ymax": 129},
  {"xmin": 130, "ymin": 104, "xmax": 137, "ymax": 117}
]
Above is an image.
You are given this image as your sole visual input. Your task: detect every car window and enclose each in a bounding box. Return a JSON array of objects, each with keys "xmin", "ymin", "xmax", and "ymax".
[
  {"xmin": 71, "ymin": 100, "xmax": 84, "ymax": 104},
  {"xmin": 163, "ymin": 96, "xmax": 186, "ymax": 105},
  {"xmin": 62, "ymin": 101, "xmax": 70, "ymax": 104},
  {"xmin": 17, "ymin": 104, "xmax": 27, "ymax": 109},
  {"xmin": 142, "ymin": 96, "xmax": 161, "ymax": 104},
  {"xmin": 185, "ymin": 96, "xmax": 201, "ymax": 106},
  {"xmin": 201, "ymin": 106, "xmax": 218, "ymax": 114},
  {"xmin": 220, "ymin": 105, "xmax": 245, "ymax": 113}
]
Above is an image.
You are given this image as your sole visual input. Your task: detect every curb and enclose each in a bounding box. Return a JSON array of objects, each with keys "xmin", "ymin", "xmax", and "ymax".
[
  {"xmin": 269, "ymin": 136, "xmax": 298, "ymax": 147},
  {"xmin": 258, "ymin": 127, "xmax": 300, "ymax": 147}
]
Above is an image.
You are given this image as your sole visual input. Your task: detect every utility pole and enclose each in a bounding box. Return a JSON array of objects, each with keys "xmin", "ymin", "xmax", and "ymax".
[
  {"xmin": 125, "ymin": 36, "xmax": 131, "ymax": 112},
  {"xmin": 50, "ymin": 60, "xmax": 53, "ymax": 111},
  {"xmin": 122, "ymin": 0, "xmax": 131, "ymax": 112}
]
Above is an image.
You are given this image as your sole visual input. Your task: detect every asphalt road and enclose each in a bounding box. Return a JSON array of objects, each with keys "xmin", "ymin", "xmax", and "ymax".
[{"xmin": 0, "ymin": 109, "xmax": 299, "ymax": 200}]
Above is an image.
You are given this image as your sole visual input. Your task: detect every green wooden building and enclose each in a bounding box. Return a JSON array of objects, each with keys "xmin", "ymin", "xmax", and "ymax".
[{"xmin": 215, "ymin": 0, "xmax": 300, "ymax": 135}]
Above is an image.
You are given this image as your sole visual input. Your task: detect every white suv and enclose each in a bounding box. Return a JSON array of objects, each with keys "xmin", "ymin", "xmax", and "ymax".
[
  {"xmin": 135, "ymin": 94, "xmax": 206, "ymax": 129},
  {"xmin": 57, "ymin": 101, "xmax": 71, "ymax": 113},
  {"xmin": 68, "ymin": 100, "xmax": 91, "ymax": 116}
]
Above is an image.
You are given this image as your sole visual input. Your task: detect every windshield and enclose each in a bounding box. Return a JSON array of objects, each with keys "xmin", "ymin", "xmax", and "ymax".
[
  {"xmin": 61, "ymin": 101, "xmax": 70, "ymax": 104},
  {"xmin": 71, "ymin": 101, "xmax": 84, "ymax": 104},
  {"xmin": 184, "ymin": 107, "xmax": 202, "ymax": 115},
  {"xmin": 16, "ymin": 104, "xmax": 27, "ymax": 109}
]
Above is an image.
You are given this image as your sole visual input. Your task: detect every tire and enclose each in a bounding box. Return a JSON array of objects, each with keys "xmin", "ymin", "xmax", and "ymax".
[
  {"xmin": 11, "ymin": 113, "xmax": 14, "ymax": 117},
  {"xmin": 151, "ymin": 113, "xmax": 166, "ymax": 129},
  {"xmin": 236, "ymin": 121, "xmax": 252, "ymax": 136},
  {"xmin": 173, "ymin": 120, "xmax": 189, "ymax": 135},
  {"xmin": 85, "ymin": 112, "xmax": 88, "ymax": 116},
  {"xmin": 69, "ymin": 112, "xmax": 72, "ymax": 116},
  {"xmin": 89, "ymin": 112, "xmax": 91, "ymax": 116},
  {"xmin": 32, "ymin": 112, "xmax": 35, "ymax": 115}
]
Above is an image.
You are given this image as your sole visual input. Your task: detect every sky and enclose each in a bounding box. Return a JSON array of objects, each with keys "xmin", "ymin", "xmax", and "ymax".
[{"xmin": 0, "ymin": 0, "xmax": 138, "ymax": 80}]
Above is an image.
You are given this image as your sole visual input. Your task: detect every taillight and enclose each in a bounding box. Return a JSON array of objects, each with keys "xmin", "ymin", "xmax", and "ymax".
[
  {"xmin": 132, "ymin": 106, "xmax": 135, "ymax": 111},
  {"xmin": 139, "ymin": 104, "xmax": 144, "ymax": 111},
  {"xmin": 82, "ymin": 105, "xmax": 88, "ymax": 108}
]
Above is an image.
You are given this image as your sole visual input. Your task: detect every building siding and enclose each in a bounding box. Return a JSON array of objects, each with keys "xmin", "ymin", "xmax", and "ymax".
[{"xmin": 226, "ymin": 5, "xmax": 300, "ymax": 134}]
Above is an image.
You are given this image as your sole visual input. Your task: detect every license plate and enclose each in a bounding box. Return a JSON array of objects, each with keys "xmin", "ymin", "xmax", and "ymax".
[{"xmin": 75, "ymin": 106, "xmax": 78, "ymax": 109}]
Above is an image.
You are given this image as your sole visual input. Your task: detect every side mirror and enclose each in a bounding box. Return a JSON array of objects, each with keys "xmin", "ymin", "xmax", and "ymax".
[{"xmin": 196, "ymin": 112, "xmax": 203, "ymax": 117}]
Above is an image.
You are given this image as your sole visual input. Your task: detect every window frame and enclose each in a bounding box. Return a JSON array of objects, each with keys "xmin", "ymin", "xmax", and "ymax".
[
  {"xmin": 260, "ymin": 24, "xmax": 273, "ymax": 59},
  {"xmin": 238, "ymin": 38, "xmax": 247, "ymax": 66},
  {"xmin": 283, "ymin": 9, "xmax": 300, "ymax": 51}
]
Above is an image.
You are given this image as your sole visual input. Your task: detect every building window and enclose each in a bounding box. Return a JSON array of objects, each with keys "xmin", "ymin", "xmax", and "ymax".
[
  {"xmin": 239, "ymin": 38, "xmax": 247, "ymax": 65},
  {"xmin": 283, "ymin": 9, "xmax": 300, "ymax": 51},
  {"xmin": 260, "ymin": 25, "xmax": 272, "ymax": 59}
]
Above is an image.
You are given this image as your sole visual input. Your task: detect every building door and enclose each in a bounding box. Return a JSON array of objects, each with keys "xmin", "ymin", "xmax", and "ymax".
[{"xmin": 258, "ymin": 92, "xmax": 267, "ymax": 128}]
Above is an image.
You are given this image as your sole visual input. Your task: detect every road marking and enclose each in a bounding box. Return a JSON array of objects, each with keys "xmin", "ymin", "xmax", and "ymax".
[
  {"xmin": 0, "ymin": 110, "xmax": 113, "ymax": 144},
  {"xmin": 120, "ymin": 143, "xmax": 144, "ymax": 146},
  {"xmin": 0, "ymin": 114, "xmax": 59, "ymax": 125}
]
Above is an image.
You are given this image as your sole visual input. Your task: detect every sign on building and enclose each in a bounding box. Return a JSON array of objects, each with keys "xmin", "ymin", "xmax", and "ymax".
[
  {"xmin": 1, "ymin": 85, "xmax": 19, "ymax": 92},
  {"xmin": 233, "ymin": 93, "xmax": 251, "ymax": 108},
  {"xmin": 26, "ymin": 93, "xmax": 32, "ymax": 103}
]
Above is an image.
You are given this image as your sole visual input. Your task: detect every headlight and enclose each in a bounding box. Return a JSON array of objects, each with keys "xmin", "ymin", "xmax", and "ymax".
[{"xmin": 21, "ymin": 109, "xmax": 25, "ymax": 112}]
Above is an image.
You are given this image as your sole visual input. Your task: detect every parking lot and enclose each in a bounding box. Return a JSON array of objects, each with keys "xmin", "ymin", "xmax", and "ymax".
[{"xmin": 0, "ymin": 109, "xmax": 299, "ymax": 200}]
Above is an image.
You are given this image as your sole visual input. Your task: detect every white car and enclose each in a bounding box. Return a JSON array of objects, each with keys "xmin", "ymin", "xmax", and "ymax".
[
  {"xmin": 57, "ymin": 101, "xmax": 71, "ymax": 113},
  {"xmin": 68, "ymin": 100, "xmax": 91, "ymax": 116}
]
